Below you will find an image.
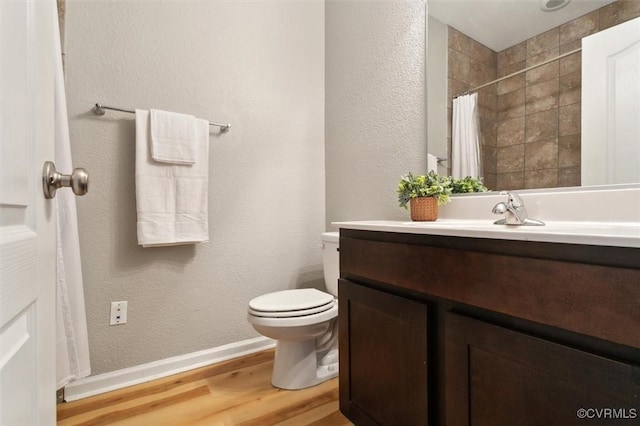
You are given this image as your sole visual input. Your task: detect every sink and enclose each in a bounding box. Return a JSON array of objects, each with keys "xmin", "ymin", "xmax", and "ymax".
[
  {"xmin": 333, "ymin": 220, "xmax": 640, "ymax": 248},
  {"xmin": 401, "ymin": 220, "xmax": 494, "ymax": 227},
  {"xmin": 505, "ymin": 221, "xmax": 640, "ymax": 235}
]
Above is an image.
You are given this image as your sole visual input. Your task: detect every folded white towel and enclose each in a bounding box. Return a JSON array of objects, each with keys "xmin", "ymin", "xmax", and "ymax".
[
  {"xmin": 149, "ymin": 109, "xmax": 197, "ymax": 164},
  {"xmin": 135, "ymin": 109, "xmax": 209, "ymax": 247}
]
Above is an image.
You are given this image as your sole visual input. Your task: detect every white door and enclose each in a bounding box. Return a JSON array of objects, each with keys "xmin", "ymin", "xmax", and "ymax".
[
  {"xmin": 582, "ymin": 17, "xmax": 640, "ymax": 186},
  {"xmin": 1, "ymin": 1, "xmax": 57, "ymax": 425}
]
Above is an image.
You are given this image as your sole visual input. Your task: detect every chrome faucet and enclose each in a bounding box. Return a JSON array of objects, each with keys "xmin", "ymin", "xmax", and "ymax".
[{"xmin": 492, "ymin": 191, "xmax": 544, "ymax": 226}]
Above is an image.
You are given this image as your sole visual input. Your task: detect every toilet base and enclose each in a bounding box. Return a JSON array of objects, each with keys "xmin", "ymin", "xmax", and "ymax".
[{"xmin": 271, "ymin": 341, "xmax": 338, "ymax": 390}]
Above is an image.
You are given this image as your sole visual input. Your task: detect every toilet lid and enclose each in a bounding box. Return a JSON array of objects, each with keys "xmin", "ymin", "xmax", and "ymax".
[{"xmin": 249, "ymin": 289, "xmax": 335, "ymax": 318}]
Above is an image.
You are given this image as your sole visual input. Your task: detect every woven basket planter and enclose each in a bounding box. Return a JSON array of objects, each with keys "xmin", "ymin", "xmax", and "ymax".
[{"xmin": 409, "ymin": 197, "xmax": 439, "ymax": 221}]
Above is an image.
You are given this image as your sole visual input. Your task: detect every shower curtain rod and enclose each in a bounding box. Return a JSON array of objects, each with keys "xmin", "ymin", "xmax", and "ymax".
[
  {"xmin": 93, "ymin": 103, "xmax": 231, "ymax": 132},
  {"xmin": 454, "ymin": 47, "xmax": 582, "ymax": 98}
]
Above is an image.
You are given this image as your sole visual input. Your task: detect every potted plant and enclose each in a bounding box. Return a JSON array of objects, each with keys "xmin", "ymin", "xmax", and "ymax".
[
  {"xmin": 397, "ymin": 171, "xmax": 452, "ymax": 221},
  {"xmin": 451, "ymin": 176, "xmax": 489, "ymax": 194}
]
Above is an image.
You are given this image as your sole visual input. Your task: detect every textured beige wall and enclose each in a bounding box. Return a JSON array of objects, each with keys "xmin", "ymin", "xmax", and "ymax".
[
  {"xmin": 325, "ymin": 0, "xmax": 428, "ymax": 228},
  {"xmin": 66, "ymin": 0, "xmax": 325, "ymax": 375},
  {"xmin": 426, "ymin": 15, "xmax": 448, "ymax": 173}
]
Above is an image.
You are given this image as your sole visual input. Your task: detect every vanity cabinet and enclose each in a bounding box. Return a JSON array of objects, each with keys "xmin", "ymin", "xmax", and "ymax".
[{"xmin": 338, "ymin": 229, "xmax": 640, "ymax": 425}]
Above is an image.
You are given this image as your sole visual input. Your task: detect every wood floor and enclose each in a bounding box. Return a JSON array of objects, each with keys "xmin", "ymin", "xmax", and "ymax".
[{"xmin": 57, "ymin": 349, "xmax": 353, "ymax": 426}]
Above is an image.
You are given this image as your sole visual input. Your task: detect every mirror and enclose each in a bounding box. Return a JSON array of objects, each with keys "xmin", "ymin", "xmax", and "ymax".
[{"xmin": 427, "ymin": 0, "xmax": 640, "ymax": 191}]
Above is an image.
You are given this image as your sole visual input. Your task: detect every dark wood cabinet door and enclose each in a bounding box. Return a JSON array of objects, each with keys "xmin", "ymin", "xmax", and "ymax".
[
  {"xmin": 339, "ymin": 279, "xmax": 429, "ymax": 425},
  {"xmin": 445, "ymin": 312, "xmax": 640, "ymax": 426}
]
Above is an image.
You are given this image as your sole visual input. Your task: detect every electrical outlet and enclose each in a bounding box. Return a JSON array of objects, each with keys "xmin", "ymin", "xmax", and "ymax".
[{"xmin": 109, "ymin": 301, "xmax": 128, "ymax": 325}]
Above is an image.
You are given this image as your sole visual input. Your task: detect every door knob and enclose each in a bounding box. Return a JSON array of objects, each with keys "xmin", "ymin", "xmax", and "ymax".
[{"xmin": 42, "ymin": 161, "xmax": 89, "ymax": 199}]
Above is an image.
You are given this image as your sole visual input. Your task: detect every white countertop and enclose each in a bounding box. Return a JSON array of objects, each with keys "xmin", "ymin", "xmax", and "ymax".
[{"xmin": 332, "ymin": 219, "xmax": 640, "ymax": 248}]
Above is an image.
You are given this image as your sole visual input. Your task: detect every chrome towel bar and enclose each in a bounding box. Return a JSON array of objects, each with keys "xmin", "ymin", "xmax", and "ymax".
[{"xmin": 93, "ymin": 103, "xmax": 231, "ymax": 132}]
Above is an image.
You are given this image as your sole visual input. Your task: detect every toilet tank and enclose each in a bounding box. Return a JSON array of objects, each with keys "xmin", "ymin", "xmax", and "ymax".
[{"xmin": 321, "ymin": 232, "xmax": 339, "ymax": 297}]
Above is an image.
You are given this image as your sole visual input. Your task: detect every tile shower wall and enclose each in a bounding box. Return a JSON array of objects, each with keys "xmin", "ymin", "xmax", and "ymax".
[
  {"xmin": 447, "ymin": 27, "xmax": 497, "ymax": 188},
  {"xmin": 447, "ymin": 0, "xmax": 640, "ymax": 191}
]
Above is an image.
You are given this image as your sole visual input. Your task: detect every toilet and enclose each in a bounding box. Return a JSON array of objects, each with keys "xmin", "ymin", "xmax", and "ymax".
[{"xmin": 247, "ymin": 232, "xmax": 339, "ymax": 390}]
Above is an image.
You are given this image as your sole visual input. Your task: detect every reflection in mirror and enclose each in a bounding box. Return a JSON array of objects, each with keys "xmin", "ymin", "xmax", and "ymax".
[{"xmin": 427, "ymin": 0, "xmax": 640, "ymax": 191}]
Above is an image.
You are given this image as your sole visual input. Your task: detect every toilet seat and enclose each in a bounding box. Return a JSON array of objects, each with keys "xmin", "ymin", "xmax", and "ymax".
[
  {"xmin": 249, "ymin": 289, "xmax": 335, "ymax": 318},
  {"xmin": 248, "ymin": 303, "xmax": 338, "ymax": 328}
]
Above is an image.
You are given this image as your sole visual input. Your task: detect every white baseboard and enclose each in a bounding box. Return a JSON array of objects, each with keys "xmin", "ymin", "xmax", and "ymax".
[{"xmin": 63, "ymin": 336, "xmax": 275, "ymax": 402}]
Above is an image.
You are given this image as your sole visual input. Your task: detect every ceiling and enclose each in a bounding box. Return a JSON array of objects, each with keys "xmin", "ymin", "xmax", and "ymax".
[{"xmin": 428, "ymin": 0, "xmax": 617, "ymax": 51}]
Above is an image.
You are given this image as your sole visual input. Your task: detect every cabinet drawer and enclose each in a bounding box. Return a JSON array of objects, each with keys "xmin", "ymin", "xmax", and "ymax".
[{"xmin": 340, "ymin": 235, "xmax": 640, "ymax": 348}]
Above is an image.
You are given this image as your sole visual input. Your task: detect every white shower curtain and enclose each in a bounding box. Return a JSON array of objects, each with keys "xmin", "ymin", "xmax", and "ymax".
[
  {"xmin": 451, "ymin": 93, "xmax": 482, "ymax": 179},
  {"xmin": 54, "ymin": 11, "xmax": 91, "ymax": 389}
]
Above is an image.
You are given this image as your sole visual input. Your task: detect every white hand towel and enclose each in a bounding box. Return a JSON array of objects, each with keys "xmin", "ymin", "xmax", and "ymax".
[
  {"xmin": 149, "ymin": 109, "xmax": 197, "ymax": 164},
  {"xmin": 136, "ymin": 110, "xmax": 209, "ymax": 247}
]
